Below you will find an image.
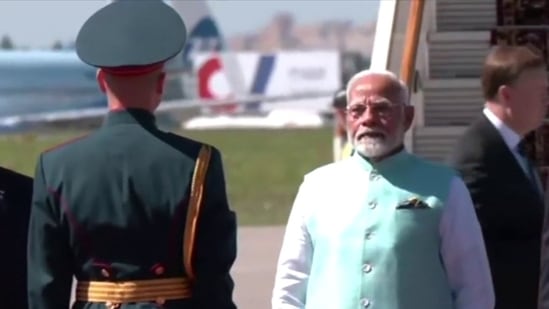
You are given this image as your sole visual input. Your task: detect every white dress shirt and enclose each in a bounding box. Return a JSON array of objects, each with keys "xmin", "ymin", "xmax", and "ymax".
[
  {"xmin": 483, "ymin": 107, "xmax": 543, "ymax": 192},
  {"xmin": 483, "ymin": 108, "xmax": 524, "ymax": 170},
  {"xmin": 272, "ymin": 171, "xmax": 495, "ymax": 309}
]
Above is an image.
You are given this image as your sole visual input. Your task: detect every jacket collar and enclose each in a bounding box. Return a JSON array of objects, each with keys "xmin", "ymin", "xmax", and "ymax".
[{"xmin": 102, "ymin": 108, "xmax": 156, "ymax": 128}]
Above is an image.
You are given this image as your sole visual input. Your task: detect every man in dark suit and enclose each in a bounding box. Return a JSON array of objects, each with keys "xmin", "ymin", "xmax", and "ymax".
[
  {"xmin": 26, "ymin": 2, "xmax": 237, "ymax": 308},
  {"xmin": 541, "ymin": 179, "xmax": 549, "ymax": 309},
  {"xmin": 0, "ymin": 167, "xmax": 33, "ymax": 309},
  {"xmin": 448, "ymin": 45, "xmax": 548, "ymax": 309}
]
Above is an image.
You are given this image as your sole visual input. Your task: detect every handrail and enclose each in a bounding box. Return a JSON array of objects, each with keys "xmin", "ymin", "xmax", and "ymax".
[
  {"xmin": 400, "ymin": 0, "xmax": 426, "ymax": 89},
  {"xmin": 494, "ymin": 25, "xmax": 549, "ymax": 30},
  {"xmin": 369, "ymin": 0, "xmax": 398, "ymax": 71}
]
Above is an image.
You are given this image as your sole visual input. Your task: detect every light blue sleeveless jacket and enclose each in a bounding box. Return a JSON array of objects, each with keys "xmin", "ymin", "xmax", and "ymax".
[{"xmin": 303, "ymin": 150, "xmax": 456, "ymax": 309}]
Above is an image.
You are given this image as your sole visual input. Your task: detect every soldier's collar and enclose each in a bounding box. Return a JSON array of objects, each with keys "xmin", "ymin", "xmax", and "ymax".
[
  {"xmin": 351, "ymin": 146, "xmax": 411, "ymax": 174},
  {"xmin": 103, "ymin": 108, "xmax": 156, "ymax": 128}
]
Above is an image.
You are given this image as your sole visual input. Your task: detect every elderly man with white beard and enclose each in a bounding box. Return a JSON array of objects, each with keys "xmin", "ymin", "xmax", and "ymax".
[{"xmin": 271, "ymin": 69, "xmax": 495, "ymax": 309}]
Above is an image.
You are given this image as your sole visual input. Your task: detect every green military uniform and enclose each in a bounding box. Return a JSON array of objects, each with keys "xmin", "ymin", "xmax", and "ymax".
[
  {"xmin": 26, "ymin": 2, "xmax": 237, "ymax": 309},
  {"xmin": 332, "ymin": 89, "xmax": 354, "ymax": 161}
]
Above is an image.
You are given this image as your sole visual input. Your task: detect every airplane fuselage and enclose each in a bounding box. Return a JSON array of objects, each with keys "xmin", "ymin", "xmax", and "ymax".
[{"xmin": 0, "ymin": 50, "xmax": 105, "ymax": 119}]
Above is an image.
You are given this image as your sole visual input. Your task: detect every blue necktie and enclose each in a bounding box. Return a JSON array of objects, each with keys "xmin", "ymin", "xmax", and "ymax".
[{"xmin": 517, "ymin": 140, "xmax": 543, "ymax": 198}]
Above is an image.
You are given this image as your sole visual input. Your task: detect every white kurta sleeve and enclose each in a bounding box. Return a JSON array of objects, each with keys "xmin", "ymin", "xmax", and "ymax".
[
  {"xmin": 439, "ymin": 176, "xmax": 495, "ymax": 309},
  {"xmin": 271, "ymin": 180, "xmax": 314, "ymax": 309},
  {"xmin": 333, "ymin": 136, "xmax": 343, "ymax": 162}
]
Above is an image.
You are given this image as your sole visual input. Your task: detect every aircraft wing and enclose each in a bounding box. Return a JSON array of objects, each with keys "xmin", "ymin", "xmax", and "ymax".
[{"xmin": 0, "ymin": 91, "xmax": 335, "ymax": 130}]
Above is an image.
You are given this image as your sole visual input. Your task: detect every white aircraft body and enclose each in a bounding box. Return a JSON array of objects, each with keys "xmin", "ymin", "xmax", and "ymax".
[{"xmin": 0, "ymin": 0, "xmax": 340, "ymax": 132}]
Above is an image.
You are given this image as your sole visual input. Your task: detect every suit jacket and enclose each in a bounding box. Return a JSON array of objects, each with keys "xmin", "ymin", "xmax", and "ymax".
[
  {"xmin": 539, "ymin": 177, "xmax": 549, "ymax": 308},
  {"xmin": 0, "ymin": 166, "xmax": 33, "ymax": 309},
  {"xmin": 26, "ymin": 109, "xmax": 237, "ymax": 309},
  {"xmin": 447, "ymin": 114, "xmax": 544, "ymax": 309}
]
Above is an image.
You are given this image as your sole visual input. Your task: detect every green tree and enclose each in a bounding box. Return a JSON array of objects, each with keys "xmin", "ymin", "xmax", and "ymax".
[
  {"xmin": 1, "ymin": 35, "xmax": 14, "ymax": 49},
  {"xmin": 52, "ymin": 40, "xmax": 63, "ymax": 50}
]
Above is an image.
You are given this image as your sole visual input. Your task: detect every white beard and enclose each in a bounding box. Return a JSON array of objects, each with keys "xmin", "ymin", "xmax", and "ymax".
[{"xmin": 349, "ymin": 126, "xmax": 403, "ymax": 159}]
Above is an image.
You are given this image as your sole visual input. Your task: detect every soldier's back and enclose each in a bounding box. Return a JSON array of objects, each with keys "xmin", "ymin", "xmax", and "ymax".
[
  {"xmin": 42, "ymin": 110, "xmax": 204, "ymax": 278},
  {"xmin": 28, "ymin": 110, "xmax": 233, "ymax": 309}
]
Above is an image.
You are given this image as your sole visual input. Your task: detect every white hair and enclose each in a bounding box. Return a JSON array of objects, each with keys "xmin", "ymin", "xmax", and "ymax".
[{"xmin": 345, "ymin": 69, "xmax": 410, "ymax": 105}]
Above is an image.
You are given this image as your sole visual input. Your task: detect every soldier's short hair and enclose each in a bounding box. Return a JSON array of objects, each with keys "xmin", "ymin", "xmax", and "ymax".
[
  {"xmin": 332, "ymin": 89, "xmax": 347, "ymax": 109},
  {"xmin": 481, "ymin": 45, "xmax": 546, "ymax": 100}
]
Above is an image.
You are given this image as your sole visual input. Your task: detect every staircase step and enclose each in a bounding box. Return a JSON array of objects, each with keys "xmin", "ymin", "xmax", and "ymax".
[
  {"xmin": 413, "ymin": 126, "xmax": 468, "ymax": 163},
  {"xmin": 436, "ymin": 0, "xmax": 496, "ymax": 31},
  {"xmin": 423, "ymin": 79, "xmax": 482, "ymax": 126},
  {"xmin": 427, "ymin": 31, "xmax": 490, "ymax": 79}
]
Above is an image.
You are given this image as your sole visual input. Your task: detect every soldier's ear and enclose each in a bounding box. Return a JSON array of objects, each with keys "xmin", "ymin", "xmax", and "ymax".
[
  {"xmin": 96, "ymin": 69, "xmax": 106, "ymax": 93},
  {"xmin": 156, "ymin": 72, "xmax": 166, "ymax": 94}
]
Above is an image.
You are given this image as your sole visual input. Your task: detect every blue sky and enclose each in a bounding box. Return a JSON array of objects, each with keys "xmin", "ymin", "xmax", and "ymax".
[{"xmin": 0, "ymin": 0, "xmax": 379, "ymax": 48}]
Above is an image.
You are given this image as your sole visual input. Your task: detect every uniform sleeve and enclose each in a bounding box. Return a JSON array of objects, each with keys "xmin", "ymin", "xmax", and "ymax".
[
  {"xmin": 27, "ymin": 155, "xmax": 73, "ymax": 309},
  {"xmin": 271, "ymin": 180, "xmax": 313, "ymax": 309},
  {"xmin": 191, "ymin": 148, "xmax": 238, "ymax": 309},
  {"xmin": 439, "ymin": 176, "xmax": 495, "ymax": 309}
]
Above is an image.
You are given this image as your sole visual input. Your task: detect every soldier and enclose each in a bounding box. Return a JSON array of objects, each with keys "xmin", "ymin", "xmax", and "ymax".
[
  {"xmin": 332, "ymin": 89, "xmax": 353, "ymax": 161},
  {"xmin": 0, "ymin": 167, "xmax": 33, "ymax": 309},
  {"xmin": 26, "ymin": 1, "xmax": 237, "ymax": 308}
]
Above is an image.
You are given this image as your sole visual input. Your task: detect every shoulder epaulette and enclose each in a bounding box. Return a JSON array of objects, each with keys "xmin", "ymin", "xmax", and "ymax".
[{"xmin": 43, "ymin": 134, "xmax": 90, "ymax": 154}]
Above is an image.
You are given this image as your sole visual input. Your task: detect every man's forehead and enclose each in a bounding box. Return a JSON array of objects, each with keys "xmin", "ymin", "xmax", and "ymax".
[
  {"xmin": 348, "ymin": 93, "xmax": 391, "ymax": 106},
  {"xmin": 348, "ymin": 75, "xmax": 400, "ymax": 98}
]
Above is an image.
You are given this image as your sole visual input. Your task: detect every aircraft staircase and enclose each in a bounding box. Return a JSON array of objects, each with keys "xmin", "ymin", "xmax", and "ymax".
[
  {"xmin": 373, "ymin": 0, "xmax": 549, "ymax": 164},
  {"xmin": 412, "ymin": 0, "xmax": 496, "ymax": 162}
]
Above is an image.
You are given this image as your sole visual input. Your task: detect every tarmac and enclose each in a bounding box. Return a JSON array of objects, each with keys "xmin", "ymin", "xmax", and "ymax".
[
  {"xmin": 70, "ymin": 226, "xmax": 286, "ymax": 309},
  {"xmin": 232, "ymin": 226, "xmax": 285, "ymax": 308}
]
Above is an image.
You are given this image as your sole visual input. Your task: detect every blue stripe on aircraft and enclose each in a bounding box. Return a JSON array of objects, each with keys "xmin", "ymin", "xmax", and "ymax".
[{"xmin": 246, "ymin": 55, "xmax": 276, "ymax": 112}]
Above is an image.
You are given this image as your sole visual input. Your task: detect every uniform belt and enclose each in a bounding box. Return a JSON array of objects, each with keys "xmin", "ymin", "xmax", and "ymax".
[{"xmin": 75, "ymin": 277, "xmax": 192, "ymax": 304}]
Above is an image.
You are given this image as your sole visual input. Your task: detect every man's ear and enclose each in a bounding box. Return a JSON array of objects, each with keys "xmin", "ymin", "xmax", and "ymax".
[
  {"xmin": 156, "ymin": 72, "xmax": 166, "ymax": 94},
  {"xmin": 403, "ymin": 105, "xmax": 415, "ymax": 131},
  {"xmin": 96, "ymin": 69, "xmax": 106, "ymax": 93},
  {"xmin": 498, "ymin": 85, "xmax": 512, "ymax": 105}
]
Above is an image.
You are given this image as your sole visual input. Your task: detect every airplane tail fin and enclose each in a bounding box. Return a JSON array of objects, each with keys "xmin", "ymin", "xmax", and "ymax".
[
  {"xmin": 170, "ymin": 0, "xmax": 225, "ymax": 67},
  {"xmin": 172, "ymin": 1, "xmax": 249, "ymax": 115}
]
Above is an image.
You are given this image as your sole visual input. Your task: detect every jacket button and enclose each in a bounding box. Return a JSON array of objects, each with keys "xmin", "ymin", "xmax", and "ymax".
[
  {"xmin": 154, "ymin": 265, "xmax": 165, "ymax": 275},
  {"xmin": 101, "ymin": 268, "xmax": 110, "ymax": 278}
]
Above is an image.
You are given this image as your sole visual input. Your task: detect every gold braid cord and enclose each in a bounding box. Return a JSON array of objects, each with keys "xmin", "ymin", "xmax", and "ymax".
[{"xmin": 183, "ymin": 145, "xmax": 212, "ymax": 281}]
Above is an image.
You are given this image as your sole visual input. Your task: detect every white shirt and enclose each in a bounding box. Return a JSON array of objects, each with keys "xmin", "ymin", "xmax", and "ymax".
[
  {"xmin": 483, "ymin": 108, "xmax": 526, "ymax": 171},
  {"xmin": 483, "ymin": 107, "xmax": 542, "ymax": 190},
  {"xmin": 272, "ymin": 172, "xmax": 495, "ymax": 309}
]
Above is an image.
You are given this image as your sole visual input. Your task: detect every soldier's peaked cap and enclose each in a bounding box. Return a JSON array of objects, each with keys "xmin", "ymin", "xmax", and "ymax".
[
  {"xmin": 76, "ymin": 1, "xmax": 187, "ymax": 75},
  {"xmin": 332, "ymin": 89, "xmax": 347, "ymax": 108}
]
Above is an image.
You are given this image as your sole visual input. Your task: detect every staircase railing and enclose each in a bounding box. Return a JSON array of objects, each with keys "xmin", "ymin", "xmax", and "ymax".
[
  {"xmin": 400, "ymin": 0, "xmax": 426, "ymax": 89},
  {"xmin": 400, "ymin": 0, "xmax": 426, "ymax": 152}
]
